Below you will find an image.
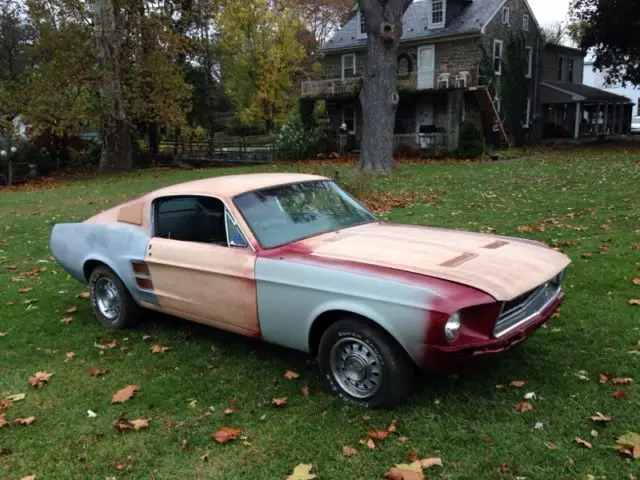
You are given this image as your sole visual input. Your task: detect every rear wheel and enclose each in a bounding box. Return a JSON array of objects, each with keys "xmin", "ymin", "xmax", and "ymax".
[
  {"xmin": 88, "ymin": 265, "xmax": 142, "ymax": 329},
  {"xmin": 317, "ymin": 318, "xmax": 415, "ymax": 409}
]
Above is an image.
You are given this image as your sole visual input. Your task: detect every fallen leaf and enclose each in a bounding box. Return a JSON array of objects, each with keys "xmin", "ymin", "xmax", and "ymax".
[
  {"xmin": 113, "ymin": 418, "xmax": 133, "ymax": 432},
  {"xmin": 599, "ymin": 371, "xmax": 613, "ymax": 383},
  {"xmin": 582, "ymin": 252, "xmax": 593, "ymax": 259},
  {"xmin": 420, "ymin": 457, "xmax": 443, "ymax": 468},
  {"xmin": 14, "ymin": 416, "xmax": 37, "ymax": 426},
  {"xmin": 612, "ymin": 376, "xmax": 633, "ymax": 384},
  {"xmin": 223, "ymin": 407, "xmax": 235, "ymax": 415},
  {"xmin": 510, "ymin": 380, "xmax": 525, "ymax": 387},
  {"xmin": 65, "ymin": 306, "xmax": 79, "ymax": 314},
  {"xmin": 387, "ymin": 419, "xmax": 398, "ymax": 432},
  {"xmin": 28, "ymin": 371, "xmax": 53, "ymax": 389},
  {"xmin": 613, "ymin": 432, "xmax": 640, "ymax": 459},
  {"xmin": 342, "ymin": 445, "xmax": 357, "ymax": 457},
  {"xmin": 284, "ymin": 369, "xmax": 300, "ymax": 380},
  {"xmin": 200, "ymin": 453, "xmax": 209, "ymax": 461},
  {"xmin": 20, "ymin": 475, "xmax": 36, "ymax": 480},
  {"xmin": 524, "ymin": 392, "xmax": 536, "ymax": 400},
  {"xmin": 299, "ymin": 385, "xmax": 309, "ymax": 397},
  {"xmin": 17, "ymin": 287, "xmax": 32, "ymax": 293},
  {"xmin": 0, "ymin": 414, "xmax": 7, "ymax": 429},
  {"xmin": 130, "ymin": 418, "xmax": 149, "ymax": 431},
  {"xmin": 88, "ymin": 367, "xmax": 109, "ymax": 378},
  {"xmin": 407, "ymin": 449, "xmax": 418, "ymax": 462},
  {"xmin": 590, "ymin": 412, "xmax": 613, "ymax": 423},
  {"xmin": 272, "ymin": 397, "xmax": 288, "ymax": 407},
  {"xmin": 212, "ymin": 427, "xmax": 241, "ymax": 444},
  {"xmin": 545, "ymin": 441, "xmax": 557, "ymax": 450},
  {"xmin": 5, "ymin": 393, "xmax": 25, "ymax": 402},
  {"xmin": 515, "ymin": 401, "xmax": 533, "ymax": 413},
  {"xmin": 384, "ymin": 461, "xmax": 424, "ymax": 480},
  {"xmin": 286, "ymin": 463, "xmax": 316, "ymax": 480},
  {"xmin": 534, "ymin": 421, "xmax": 544, "ymax": 430},
  {"xmin": 632, "ymin": 278, "xmax": 640, "ymax": 286},
  {"xmin": 111, "ymin": 385, "xmax": 140, "ymax": 403},
  {"xmin": 77, "ymin": 291, "xmax": 91, "ymax": 299},
  {"xmin": 612, "ymin": 390, "xmax": 626, "ymax": 399},
  {"xmin": 575, "ymin": 437, "xmax": 592, "ymax": 449},
  {"xmin": 150, "ymin": 344, "xmax": 170, "ymax": 353},
  {"xmin": 60, "ymin": 317, "xmax": 73, "ymax": 324},
  {"xmin": 567, "ymin": 455, "xmax": 575, "ymax": 466},
  {"xmin": 142, "ymin": 334, "xmax": 152, "ymax": 341},
  {"xmin": 0, "ymin": 447, "xmax": 11, "ymax": 456},
  {"xmin": 65, "ymin": 352, "xmax": 75, "ymax": 361},
  {"xmin": 629, "ymin": 299, "xmax": 640, "ymax": 306},
  {"xmin": 368, "ymin": 429, "xmax": 390, "ymax": 441},
  {"xmin": 359, "ymin": 438, "xmax": 376, "ymax": 449},
  {"xmin": 498, "ymin": 464, "xmax": 509, "ymax": 473},
  {"xmin": 0, "ymin": 399, "xmax": 12, "ymax": 411},
  {"xmin": 0, "ymin": 331, "xmax": 5, "ymax": 336}
]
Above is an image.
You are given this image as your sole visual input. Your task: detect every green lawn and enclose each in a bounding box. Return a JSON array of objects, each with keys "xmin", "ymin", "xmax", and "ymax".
[{"xmin": 1, "ymin": 146, "xmax": 639, "ymax": 479}]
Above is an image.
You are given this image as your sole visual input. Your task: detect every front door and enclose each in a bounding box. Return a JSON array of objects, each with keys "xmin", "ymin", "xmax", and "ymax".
[
  {"xmin": 417, "ymin": 45, "xmax": 435, "ymax": 89},
  {"xmin": 143, "ymin": 195, "xmax": 259, "ymax": 337}
]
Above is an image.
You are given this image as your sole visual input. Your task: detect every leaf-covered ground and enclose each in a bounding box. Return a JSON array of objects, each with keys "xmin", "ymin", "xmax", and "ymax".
[{"xmin": 1, "ymin": 145, "xmax": 639, "ymax": 479}]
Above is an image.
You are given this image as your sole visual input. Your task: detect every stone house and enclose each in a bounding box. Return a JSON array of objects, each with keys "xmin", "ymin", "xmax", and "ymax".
[{"xmin": 301, "ymin": 0, "xmax": 544, "ymax": 153}]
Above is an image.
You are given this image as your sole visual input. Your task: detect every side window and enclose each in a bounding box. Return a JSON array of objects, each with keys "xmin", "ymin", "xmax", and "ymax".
[
  {"xmin": 154, "ymin": 195, "xmax": 228, "ymax": 246},
  {"xmin": 225, "ymin": 212, "xmax": 249, "ymax": 248}
]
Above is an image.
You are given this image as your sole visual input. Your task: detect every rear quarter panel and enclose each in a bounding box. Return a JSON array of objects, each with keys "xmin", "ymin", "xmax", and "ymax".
[
  {"xmin": 50, "ymin": 222, "xmax": 156, "ymax": 305},
  {"xmin": 255, "ymin": 257, "xmax": 442, "ymax": 365}
]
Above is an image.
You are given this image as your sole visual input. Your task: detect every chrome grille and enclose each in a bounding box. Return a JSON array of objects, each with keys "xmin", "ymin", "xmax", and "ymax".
[{"xmin": 493, "ymin": 274, "xmax": 563, "ymax": 337}]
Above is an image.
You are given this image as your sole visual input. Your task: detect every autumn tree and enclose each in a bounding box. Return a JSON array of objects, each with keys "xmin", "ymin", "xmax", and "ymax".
[
  {"xmin": 217, "ymin": 0, "xmax": 307, "ymax": 132},
  {"xmin": 570, "ymin": 0, "xmax": 640, "ymax": 87}
]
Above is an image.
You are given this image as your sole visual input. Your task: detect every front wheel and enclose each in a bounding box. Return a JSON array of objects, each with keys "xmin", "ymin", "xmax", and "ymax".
[
  {"xmin": 88, "ymin": 265, "xmax": 142, "ymax": 329},
  {"xmin": 317, "ymin": 318, "xmax": 415, "ymax": 409}
]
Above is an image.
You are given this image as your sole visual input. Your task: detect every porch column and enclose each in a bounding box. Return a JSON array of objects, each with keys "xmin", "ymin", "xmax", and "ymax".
[
  {"xmin": 604, "ymin": 103, "xmax": 610, "ymax": 134},
  {"xmin": 595, "ymin": 103, "xmax": 601, "ymax": 135},
  {"xmin": 619, "ymin": 103, "xmax": 625, "ymax": 134},
  {"xmin": 574, "ymin": 102, "xmax": 581, "ymax": 138}
]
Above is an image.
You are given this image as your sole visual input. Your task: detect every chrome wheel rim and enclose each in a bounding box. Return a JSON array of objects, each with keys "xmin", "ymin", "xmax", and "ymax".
[
  {"xmin": 329, "ymin": 337, "xmax": 383, "ymax": 399},
  {"xmin": 94, "ymin": 277, "xmax": 121, "ymax": 321}
]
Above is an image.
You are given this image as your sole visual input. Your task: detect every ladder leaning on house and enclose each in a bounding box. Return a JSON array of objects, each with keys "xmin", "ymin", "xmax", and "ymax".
[{"xmin": 467, "ymin": 85, "xmax": 510, "ymax": 148}]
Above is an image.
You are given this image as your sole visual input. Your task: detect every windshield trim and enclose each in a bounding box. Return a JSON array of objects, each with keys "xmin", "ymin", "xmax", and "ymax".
[{"xmin": 231, "ymin": 179, "xmax": 377, "ymax": 250}]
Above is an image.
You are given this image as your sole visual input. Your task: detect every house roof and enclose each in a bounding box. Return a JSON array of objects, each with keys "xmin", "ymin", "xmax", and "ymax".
[
  {"xmin": 541, "ymin": 81, "xmax": 633, "ymax": 104},
  {"xmin": 323, "ymin": 0, "xmax": 503, "ymax": 52}
]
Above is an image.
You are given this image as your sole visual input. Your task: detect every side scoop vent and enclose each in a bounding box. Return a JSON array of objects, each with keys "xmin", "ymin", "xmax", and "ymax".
[
  {"xmin": 439, "ymin": 252, "xmax": 476, "ymax": 267},
  {"xmin": 482, "ymin": 240, "xmax": 509, "ymax": 249}
]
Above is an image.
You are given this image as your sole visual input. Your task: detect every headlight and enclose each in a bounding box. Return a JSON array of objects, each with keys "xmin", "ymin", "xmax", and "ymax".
[
  {"xmin": 552, "ymin": 269, "xmax": 565, "ymax": 285},
  {"xmin": 444, "ymin": 312, "xmax": 461, "ymax": 341}
]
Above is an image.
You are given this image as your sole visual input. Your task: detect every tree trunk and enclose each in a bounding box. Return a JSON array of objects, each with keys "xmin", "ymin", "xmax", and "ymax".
[
  {"xmin": 357, "ymin": 0, "xmax": 412, "ymax": 173},
  {"xmin": 95, "ymin": 0, "xmax": 132, "ymax": 172}
]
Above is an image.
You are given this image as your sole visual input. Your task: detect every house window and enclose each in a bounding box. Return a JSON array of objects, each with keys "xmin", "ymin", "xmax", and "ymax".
[
  {"xmin": 502, "ymin": 7, "xmax": 510, "ymax": 24},
  {"xmin": 342, "ymin": 53, "xmax": 356, "ymax": 79},
  {"xmin": 431, "ymin": 0, "xmax": 444, "ymax": 27},
  {"xmin": 154, "ymin": 196, "xmax": 230, "ymax": 246},
  {"xmin": 524, "ymin": 97, "xmax": 531, "ymax": 126},
  {"xmin": 568, "ymin": 57, "xmax": 574, "ymax": 82},
  {"xmin": 525, "ymin": 46, "xmax": 533, "ymax": 78},
  {"xmin": 493, "ymin": 40, "xmax": 503, "ymax": 75},
  {"xmin": 494, "ymin": 94, "xmax": 501, "ymax": 113},
  {"xmin": 357, "ymin": 10, "xmax": 366, "ymax": 38},
  {"xmin": 557, "ymin": 55, "xmax": 564, "ymax": 81},
  {"xmin": 343, "ymin": 106, "xmax": 356, "ymax": 133},
  {"xmin": 523, "ymin": 14, "xmax": 529, "ymax": 31}
]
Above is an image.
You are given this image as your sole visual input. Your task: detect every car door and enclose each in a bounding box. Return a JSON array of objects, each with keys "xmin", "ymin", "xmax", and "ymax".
[{"xmin": 143, "ymin": 194, "xmax": 259, "ymax": 337}]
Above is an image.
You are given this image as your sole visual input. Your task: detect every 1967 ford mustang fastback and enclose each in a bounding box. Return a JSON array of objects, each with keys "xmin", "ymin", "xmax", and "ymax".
[{"xmin": 50, "ymin": 173, "xmax": 571, "ymax": 408}]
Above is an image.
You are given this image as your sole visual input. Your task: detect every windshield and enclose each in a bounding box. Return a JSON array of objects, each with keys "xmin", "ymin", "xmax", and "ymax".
[{"xmin": 233, "ymin": 180, "xmax": 377, "ymax": 249}]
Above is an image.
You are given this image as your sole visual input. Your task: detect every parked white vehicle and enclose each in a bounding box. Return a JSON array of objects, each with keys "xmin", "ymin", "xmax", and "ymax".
[{"xmin": 631, "ymin": 116, "xmax": 640, "ymax": 134}]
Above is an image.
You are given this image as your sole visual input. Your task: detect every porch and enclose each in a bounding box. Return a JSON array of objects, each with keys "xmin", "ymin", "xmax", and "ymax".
[{"xmin": 540, "ymin": 82, "xmax": 634, "ymax": 138}]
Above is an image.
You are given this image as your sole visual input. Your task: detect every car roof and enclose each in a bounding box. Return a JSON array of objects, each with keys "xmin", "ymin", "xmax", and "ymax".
[{"xmin": 147, "ymin": 172, "xmax": 329, "ymax": 199}]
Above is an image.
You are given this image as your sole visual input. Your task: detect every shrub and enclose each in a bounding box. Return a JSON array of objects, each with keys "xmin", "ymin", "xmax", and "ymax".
[
  {"xmin": 456, "ymin": 122, "xmax": 485, "ymax": 158},
  {"xmin": 275, "ymin": 108, "xmax": 324, "ymax": 160}
]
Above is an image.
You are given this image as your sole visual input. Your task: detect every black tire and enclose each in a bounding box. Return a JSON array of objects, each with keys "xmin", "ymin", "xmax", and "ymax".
[
  {"xmin": 317, "ymin": 318, "xmax": 415, "ymax": 409},
  {"xmin": 88, "ymin": 265, "xmax": 142, "ymax": 329}
]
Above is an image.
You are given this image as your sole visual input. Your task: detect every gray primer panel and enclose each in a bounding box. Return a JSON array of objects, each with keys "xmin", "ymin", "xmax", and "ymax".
[
  {"xmin": 255, "ymin": 257, "xmax": 440, "ymax": 364},
  {"xmin": 50, "ymin": 223, "xmax": 157, "ymax": 305}
]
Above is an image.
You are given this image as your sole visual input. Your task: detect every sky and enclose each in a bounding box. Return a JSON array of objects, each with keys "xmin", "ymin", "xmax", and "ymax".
[{"xmin": 527, "ymin": 0, "xmax": 572, "ymax": 27}]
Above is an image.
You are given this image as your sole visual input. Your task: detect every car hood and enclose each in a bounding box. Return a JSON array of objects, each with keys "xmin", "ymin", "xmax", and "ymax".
[{"xmin": 303, "ymin": 222, "xmax": 571, "ymax": 301}]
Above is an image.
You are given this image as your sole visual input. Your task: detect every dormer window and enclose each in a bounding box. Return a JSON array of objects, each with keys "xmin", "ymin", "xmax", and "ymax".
[
  {"xmin": 523, "ymin": 14, "xmax": 529, "ymax": 31},
  {"xmin": 502, "ymin": 7, "xmax": 510, "ymax": 24},
  {"xmin": 356, "ymin": 9, "xmax": 367, "ymax": 39},
  {"xmin": 429, "ymin": 0, "xmax": 445, "ymax": 29}
]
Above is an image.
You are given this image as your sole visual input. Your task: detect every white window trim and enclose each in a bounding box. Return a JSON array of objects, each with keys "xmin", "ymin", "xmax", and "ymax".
[
  {"xmin": 524, "ymin": 97, "xmax": 531, "ymax": 127},
  {"xmin": 502, "ymin": 7, "xmax": 510, "ymax": 25},
  {"xmin": 493, "ymin": 39, "xmax": 503, "ymax": 75},
  {"xmin": 342, "ymin": 106, "xmax": 356, "ymax": 134},
  {"xmin": 557, "ymin": 55, "xmax": 564, "ymax": 81},
  {"xmin": 525, "ymin": 46, "xmax": 533, "ymax": 78},
  {"xmin": 356, "ymin": 10, "xmax": 367, "ymax": 39},
  {"xmin": 568, "ymin": 57, "xmax": 575, "ymax": 82},
  {"xmin": 428, "ymin": 0, "xmax": 445, "ymax": 29},
  {"xmin": 341, "ymin": 53, "xmax": 356, "ymax": 80},
  {"xmin": 494, "ymin": 94, "xmax": 501, "ymax": 113},
  {"xmin": 523, "ymin": 14, "xmax": 529, "ymax": 31}
]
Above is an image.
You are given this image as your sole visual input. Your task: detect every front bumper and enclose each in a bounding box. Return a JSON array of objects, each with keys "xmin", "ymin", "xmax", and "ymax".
[{"xmin": 422, "ymin": 289, "xmax": 564, "ymax": 371}]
